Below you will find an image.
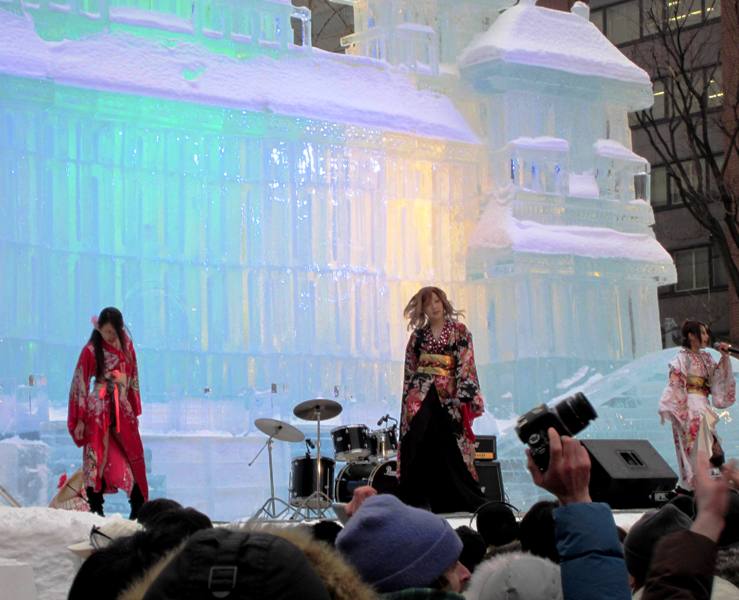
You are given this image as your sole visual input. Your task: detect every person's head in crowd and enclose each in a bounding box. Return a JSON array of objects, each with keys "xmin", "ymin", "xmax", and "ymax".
[
  {"xmin": 336, "ymin": 494, "xmax": 470, "ymax": 593},
  {"xmin": 68, "ymin": 518, "xmax": 143, "ymax": 559},
  {"xmin": 455, "ymin": 526, "xmax": 487, "ymax": 573},
  {"xmin": 463, "ymin": 552, "xmax": 562, "ymax": 600},
  {"xmin": 518, "ymin": 500, "xmax": 559, "ymax": 564},
  {"xmin": 615, "ymin": 525, "xmax": 628, "ymax": 545},
  {"xmin": 475, "ymin": 502, "xmax": 519, "ymax": 548},
  {"xmin": 667, "ymin": 492, "xmax": 696, "ymax": 518},
  {"xmin": 136, "ymin": 528, "xmax": 331, "ymax": 600},
  {"xmin": 136, "ymin": 498, "xmax": 183, "ymax": 527},
  {"xmin": 716, "ymin": 546, "xmax": 739, "ymax": 588},
  {"xmin": 68, "ymin": 508, "xmax": 213, "ymax": 600},
  {"xmin": 142, "ymin": 506, "xmax": 212, "ymax": 538},
  {"xmin": 623, "ymin": 503, "xmax": 692, "ymax": 590},
  {"xmin": 311, "ymin": 520, "xmax": 343, "ymax": 546}
]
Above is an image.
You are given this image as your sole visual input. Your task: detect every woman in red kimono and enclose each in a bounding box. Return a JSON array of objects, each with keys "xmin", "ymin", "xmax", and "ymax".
[
  {"xmin": 68, "ymin": 307, "xmax": 148, "ymax": 518},
  {"xmin": 398, "ymin": 286, "xmax": 487, "ymax": 513}
]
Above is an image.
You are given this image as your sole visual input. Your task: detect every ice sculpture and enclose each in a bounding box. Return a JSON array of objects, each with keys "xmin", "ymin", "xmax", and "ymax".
[{"xmin": 1, "ymin": 0, "xmax": 725, "ymax": 519}]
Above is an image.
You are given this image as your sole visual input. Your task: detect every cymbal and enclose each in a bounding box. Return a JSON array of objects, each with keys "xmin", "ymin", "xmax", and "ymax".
[
  {"xmin": 254, "ymin": 418, "xmax": 305, "ymax": 443},
  {"xmin": 293, "ymin": 398, "xmax": 343, "ymax": 421}
]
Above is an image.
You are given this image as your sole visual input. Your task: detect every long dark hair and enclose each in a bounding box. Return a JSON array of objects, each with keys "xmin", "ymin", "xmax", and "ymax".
[
  {"xmin": 88, "ymin": 307, "xmax": 130, "ymax": 379},
  {"xmin": 681, "ymin": 319, "xmax": 708, "ymax": 349}
]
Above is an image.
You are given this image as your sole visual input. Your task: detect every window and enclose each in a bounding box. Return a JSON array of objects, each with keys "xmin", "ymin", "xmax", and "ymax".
[
  {"xmin": 668, "ymin": 0, "xmax": 704, "ymax": 27},
  {"xmin": 651, "ymin": 80, "xmax": 667, "ymax": 119},
  {"xmin": 712, "ymin": 245, "xmax": 728, "ymax": 287},
  {"xmin": 651, "ymin": 165, "xmax": 668, "ymax": 207},
  {"xmin": 706, "ymin": 68, "xmax": 723, "ymax": 108},
  {"xmin": 706, "ymin": 0, "xmax": 721, "ymax": 18},
  {"xmin": 674, "ymin": 246, "xmax": 709, "ymax": 291},
  {"xmin": 606, "ymin": 1, "xmax": 641, "ymax": 45},
  {"xmin": 590, "ymin": 9, "xmax": 604, "ymax": 33},
  {"xmin": 642, "ymin": 0, "xmax": 664, "ymax": 35}
]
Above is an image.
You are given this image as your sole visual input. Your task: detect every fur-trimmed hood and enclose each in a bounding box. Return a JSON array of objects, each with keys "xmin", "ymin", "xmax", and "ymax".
[{"xmin": 117, "ymin": 524, "xmax": 378, "ymax": 600}]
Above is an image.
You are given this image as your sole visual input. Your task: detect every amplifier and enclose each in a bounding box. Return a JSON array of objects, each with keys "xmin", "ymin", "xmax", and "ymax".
[{"xmin": 474, "ymin": 435, "xmax": 497, "ymax": 461}]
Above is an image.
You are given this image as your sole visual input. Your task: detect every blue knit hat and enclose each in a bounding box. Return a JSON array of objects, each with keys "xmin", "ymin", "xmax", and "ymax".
[{"xmin": 336, "ymin": 494, "xmax": 463, "ymax": 592}]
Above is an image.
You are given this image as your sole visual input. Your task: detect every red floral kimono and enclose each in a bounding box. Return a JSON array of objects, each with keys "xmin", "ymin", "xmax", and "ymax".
[
  {"xmin": 658, "ymin": 349, "xmax": 735, "ymax": 490},
  {"xmin": 398, "ymin": 320, "xmax": 486, "ymax": 512},
  {"xmin": 68, "ymin": 338, "xmax": 148, "ymax": 499}
]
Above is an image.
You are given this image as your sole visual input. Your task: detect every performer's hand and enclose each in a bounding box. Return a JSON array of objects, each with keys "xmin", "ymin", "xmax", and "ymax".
[
  {"xmin": 346, "ymin": 485, "xmax": 377, "ymax": 518},
  {"xmin": 692, "ymin": 451, "xmax": 729, "ymax": 542},
  {"xmin": 716, "ymin": 342, "xmax": 731, "ymax": 358},
  {"xmin": 110, "ymin": 370, "xmax": 127, "ymax": 385},
  {"xmin": 73, "ymin": 421, "xmax": 85, "ymax": 441},
  {"xmin": 526, "ymin": 427, "xmax": 591, "ymax": 505}
]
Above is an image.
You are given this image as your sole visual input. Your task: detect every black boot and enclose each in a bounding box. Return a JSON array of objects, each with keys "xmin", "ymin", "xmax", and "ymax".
[
  {"xmin": 129, "ymin": 483, "xmax": 145, "ymax": 520},
  {"xmin": 86, "ymin": 487, "xmax": 105, "ymax": 517}
]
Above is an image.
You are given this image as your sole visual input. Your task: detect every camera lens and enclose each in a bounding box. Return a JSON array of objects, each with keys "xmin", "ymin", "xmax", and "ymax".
[{"xmin": 552, "ymin": 392, "xmax": 597, "ymax": 436}]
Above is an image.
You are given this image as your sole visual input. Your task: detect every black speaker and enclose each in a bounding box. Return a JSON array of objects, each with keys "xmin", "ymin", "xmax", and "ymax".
[
  {"xmin": 475, "ymin": 460, "xmax": 505, "ymax": 503},
  {"xmin": 581, "ymin": 439, "xmax": 677, "ymax": 509}
]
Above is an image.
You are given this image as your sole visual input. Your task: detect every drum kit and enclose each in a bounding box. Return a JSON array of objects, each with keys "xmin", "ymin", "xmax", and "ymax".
[{"xmin": 249, "ymin": 398, "xmax": 399, "ymax": 521}]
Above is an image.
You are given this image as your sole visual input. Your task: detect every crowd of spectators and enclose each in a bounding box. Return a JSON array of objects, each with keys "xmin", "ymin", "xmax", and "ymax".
[{"xmin": 66, "ymin": 428, "xmax": 739, "ymax": 600}]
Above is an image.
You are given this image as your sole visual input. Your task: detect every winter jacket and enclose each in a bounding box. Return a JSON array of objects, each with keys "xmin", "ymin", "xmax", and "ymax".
[{"xmin": 554, "ymin": 502, "xmax": 631, "ymax": 600}]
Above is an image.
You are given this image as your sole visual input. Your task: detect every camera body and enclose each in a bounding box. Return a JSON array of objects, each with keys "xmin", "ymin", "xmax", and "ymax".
[{"xmin": 515, "ymin": 392, "xmax": 597, "ymax": 471}]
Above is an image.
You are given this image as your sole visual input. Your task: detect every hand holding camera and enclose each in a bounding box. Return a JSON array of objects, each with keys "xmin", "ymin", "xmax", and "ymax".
[
  {"xmin": 526, "ymin": 427, "xmax": 592, "ymax": 505},
  {"xmin": 515, "ymin": 392, "xmax": 597, "ymax": 471}
]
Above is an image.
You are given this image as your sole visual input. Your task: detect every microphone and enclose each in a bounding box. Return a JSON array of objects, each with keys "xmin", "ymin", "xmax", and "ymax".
[
  {"xmin": 305, "ymin": 438, "xmax": 315, "ymax": 449},
  {"xmin": 377, "ymin": 414, "xmax": 389, "ymax": 426},
  {"xmin": 713, "ymin": 342, "xmax": 739, "ymax": 356}
]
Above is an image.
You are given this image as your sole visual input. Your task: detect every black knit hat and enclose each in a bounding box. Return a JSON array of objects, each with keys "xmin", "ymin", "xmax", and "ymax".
[
  {"xmin": 623, "ymin": 504, "xmax": 692, "ymax": 584},
  {"xmin": 142, "ymin": 528, "xmax": 331, "ymax": 600}
]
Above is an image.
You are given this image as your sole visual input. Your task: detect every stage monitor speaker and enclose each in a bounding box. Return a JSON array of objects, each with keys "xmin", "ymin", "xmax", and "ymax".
[
  {"xmin": 581, "ymin": 439, "xmax": 677, "ymax": 509},
  {"xmin": 475, "ymin": 460, "xmax": 505, "ymax": 503}
]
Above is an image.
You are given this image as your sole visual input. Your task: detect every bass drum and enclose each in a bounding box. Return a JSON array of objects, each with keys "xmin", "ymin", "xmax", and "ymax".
[
  {"xmin": 289, "ymin": 456, "xmax": 335, "ymax": 507},
  {"xmin": 334, "ymin": 459, "xmax": 399, "ymax": 503}
]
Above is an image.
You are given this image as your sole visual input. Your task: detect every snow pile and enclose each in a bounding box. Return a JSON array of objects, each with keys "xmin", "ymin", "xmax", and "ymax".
[
  {"xmin": 0, "ymin": 10, "xmax": 477, "ymax": 143},
  {"xmin": 458, "ymin": 3, "xmax": 650, "ymax": 86},
  {"xmin": 0, "ymin": 506, "xmax": 108, "ymax": 600},
  {"xmin": 470, "ymin": 208, "xmax": 672, "ymax": 264}
]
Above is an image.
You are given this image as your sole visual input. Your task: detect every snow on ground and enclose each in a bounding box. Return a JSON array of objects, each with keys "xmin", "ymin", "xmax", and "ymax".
[{"xmin": 0, "ymin": 506, "xmax": 106, "ymax": 600}]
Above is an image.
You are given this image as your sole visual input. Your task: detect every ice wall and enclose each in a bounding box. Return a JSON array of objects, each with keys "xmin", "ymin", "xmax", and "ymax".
[{"xmin": 0, "ymin": 1, "xmax": 692, "ymax": 519}]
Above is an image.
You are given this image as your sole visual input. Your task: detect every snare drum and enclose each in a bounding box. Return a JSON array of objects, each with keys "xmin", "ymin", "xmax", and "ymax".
[
  {"xmin": 331, "ymin": 425, "xmax": 371, "ymax": 462},
  {"xmin": 334, "ymin": 459, "xmax": 399, "ymax": 503},
  {"xmin": 370, "ymin": 427, "xmax": 398, "ymax": 461},
  {"xmin": 289, "ymin": 456, "xmax": 335, "ymax": 506}
]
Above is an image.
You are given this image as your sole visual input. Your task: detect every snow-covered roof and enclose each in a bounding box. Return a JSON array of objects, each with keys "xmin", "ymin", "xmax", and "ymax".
[
  {"xmin": 594, "ymin": 139, "xmax": 647, "ymax": 163},
  {"xmin": 508, "ymin": 136, "xmax": 569, "ymax": 152},
  {"xmin": 0, "ymin": 10, "xmax": 478, "ymax": 143},
  {"xmin": 470, "ymin": 211, "xmax": 673, "ymax": 265},
  {"xmin": 458, "ymin": 3, "xmax": 650, "ymax": 87}
]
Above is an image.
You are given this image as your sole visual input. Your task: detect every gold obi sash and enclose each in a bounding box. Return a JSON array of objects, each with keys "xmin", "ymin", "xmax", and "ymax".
[
  {"xmin": 417, "ymin": 353, "xmax": 455, "ymax": 377},
  {"xmin": 686, "ymin": 375, "xmax": 709, "ymax": 396}
]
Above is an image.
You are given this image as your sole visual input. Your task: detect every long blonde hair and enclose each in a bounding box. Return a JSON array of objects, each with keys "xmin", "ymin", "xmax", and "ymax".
[{"xmin": 403, "ymin": 286, "xmax": 465, "ymax": 331}]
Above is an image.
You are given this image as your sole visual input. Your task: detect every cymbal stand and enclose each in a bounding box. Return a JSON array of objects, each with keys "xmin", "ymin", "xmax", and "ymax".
[
  {"xmin": 249, "ymin": 435, "xmax": 297, "ymax": 521},
  {"xmin": 293, "ymin": 405, "xmax": 334, "ymax": 520}
]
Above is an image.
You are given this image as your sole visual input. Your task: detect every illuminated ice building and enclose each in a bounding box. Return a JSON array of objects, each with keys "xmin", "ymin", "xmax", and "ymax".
[{"xmin": 3, "ymin": 0, "xmax": 728, "ymax": 519}]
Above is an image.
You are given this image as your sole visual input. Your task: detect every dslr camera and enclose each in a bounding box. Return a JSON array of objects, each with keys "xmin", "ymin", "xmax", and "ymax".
[{"xmin": 515, "ymin": 392, "xmax": 597, "ymax": 471}]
